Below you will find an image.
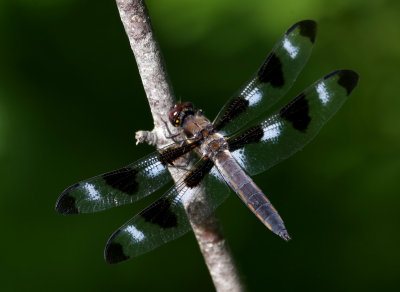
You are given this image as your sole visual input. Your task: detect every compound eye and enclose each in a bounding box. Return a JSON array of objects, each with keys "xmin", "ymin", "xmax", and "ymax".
[{"xmin": 169, "ymin": 107, "xmax": 181, "ymax": 127}]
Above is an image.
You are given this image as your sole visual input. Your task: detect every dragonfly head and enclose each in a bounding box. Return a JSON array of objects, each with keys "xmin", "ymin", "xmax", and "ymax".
[{"xmin": 169, "ymin": 102, "xmax": 195, "ymax": 127}]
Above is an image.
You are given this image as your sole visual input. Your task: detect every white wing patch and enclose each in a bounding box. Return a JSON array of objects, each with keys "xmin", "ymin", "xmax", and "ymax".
[
  {"xmin": 283, "ymin": 38, "xmax": 299, "ymax": 59},
  {"xmin": 246, "ymin": 88, "xmax": 263, "ymax": 107},
  {"xmin": 210, "ymin": 167, "xmax": 223, "ymax": 181},
  {"xmin": 316, "ymin": 82, "xmax": 331, "ymax": 105},
  {"xmin": 84, "ymin": 183, "xmax": 100, "ymax": 201},
  {"xmin": 231, "ymin": 148, "xmax": 248, "ymax": 170},
  {"xmin": 144, "ymin": 162, "xmax": 166, "ymax": 178},
  {"xmin": 261, "ymin": 120, "xmax": 282, "ymax": 142},
  {"xmin": 126, "ymin": 225, "xmax": 145, "ymax": 242}
]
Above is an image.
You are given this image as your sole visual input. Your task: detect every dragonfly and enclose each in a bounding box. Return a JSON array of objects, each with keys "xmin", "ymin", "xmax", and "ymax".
[{"xmin": 56, "ymin": 20, "xmax": 359, "ymax": 264}]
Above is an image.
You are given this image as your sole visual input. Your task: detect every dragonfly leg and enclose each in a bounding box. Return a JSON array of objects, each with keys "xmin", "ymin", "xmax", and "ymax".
[{"xmin": 162, "ymin": 120, "xmax": 186, "ymax": 143}]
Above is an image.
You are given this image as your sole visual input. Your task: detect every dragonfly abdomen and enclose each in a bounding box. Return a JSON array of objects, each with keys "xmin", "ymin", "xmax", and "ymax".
[{"xmin": 215, "ymin": 150, "xmax": 290, "ymax": 241}]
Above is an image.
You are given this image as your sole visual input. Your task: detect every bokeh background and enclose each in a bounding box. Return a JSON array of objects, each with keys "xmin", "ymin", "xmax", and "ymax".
[{"xmin": 1, "ymin": 0, "xmax": 399, "ymax": 291}]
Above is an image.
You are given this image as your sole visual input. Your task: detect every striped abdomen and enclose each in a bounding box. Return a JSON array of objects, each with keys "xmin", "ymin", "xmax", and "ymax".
[{"xmin": 214, "ymin": 150, "xmax": 290, "ymax": 241}]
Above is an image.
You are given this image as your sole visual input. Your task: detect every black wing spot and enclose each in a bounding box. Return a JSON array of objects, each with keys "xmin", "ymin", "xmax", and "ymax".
[
  {"xmin": 56, "ymin": 183, "xmax": 80, "ymax": 214},
  {"xmin": 105, "ymin": 230, "xmax": 130, "ymax": 264},
  {"xmin": 257, "ymin": 52, "xmax": 284, "ymax": 87},
  {"xmin": 105, "ymin": 243, "xmax": 129, "ymax": 264},
  {"xmin": 214, "ymin": 97, "xmax": 249, "ymax": 131},
  {"xmin": 140, "ymin": 197, "xmax": 178, "ymax": 228},
  {"xmin": 298, "ymin": 20, "xmax": 317, "ymax": 43},
  {"xmin": 184, "ymin": 158, "xmax": 214, "ymax": 188},
  {"xmin": 228, "ymin": 125, "xmax": 264, "ymax": 152},
  {"xmin": 280, "ymin": 92, "xmax": 311, "ymax": 132},
  {"xmin": 286, "ymin": 20, "xmax": 317, "ymax": 44},
  {"xmin": 337, "ymin": 70, "xmax": 360, "ymax": 96},
  {"xmin": 159, "ymin": 142, "xmax": 199, "ymax": 166},
  {"xmin": 324, "ymin": 70, "xmax": 359, "ymax": 96},
  {"xmin": 102, "ymin": 168, "xmax": 139, "ymax": 195}
]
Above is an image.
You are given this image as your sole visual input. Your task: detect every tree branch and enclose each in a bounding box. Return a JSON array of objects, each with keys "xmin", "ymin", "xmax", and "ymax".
[{"xmin": 114, "ymin": 1, "xmax": 243, "ymax": 291}]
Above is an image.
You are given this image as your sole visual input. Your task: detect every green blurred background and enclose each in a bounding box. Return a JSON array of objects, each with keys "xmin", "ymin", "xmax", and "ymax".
[{"xmin": 1, "ymin": 0, "xmax": 399, "ymax": 291}]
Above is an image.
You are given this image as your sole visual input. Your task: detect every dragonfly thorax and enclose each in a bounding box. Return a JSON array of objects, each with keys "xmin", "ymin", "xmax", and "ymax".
[{"xmin": 182, "ymin": 113, "xmax": 228, "ymax": 159}]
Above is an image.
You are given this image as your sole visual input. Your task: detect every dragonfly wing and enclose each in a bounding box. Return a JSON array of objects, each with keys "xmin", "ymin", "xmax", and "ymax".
[
  {"xmin": 56, "ymin": 148, "xmax": 176, "ymax": 214},
  {"xmin": 213, "ymin": 20, "xmax": 317, "ymax": 135},
  {"xmin": 228, "ymin": 70, "xmax": 359, "ymax": 176},
  {"xmin": 104, "ymin": 164, "xmax": 230, "ymax": 263}
]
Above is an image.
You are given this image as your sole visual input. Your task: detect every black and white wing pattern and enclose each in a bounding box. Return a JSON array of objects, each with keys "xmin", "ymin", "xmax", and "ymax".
[
  {"xmin": 213, "ymin": 20, "xmax": 317, "ymax": 135},
  {"xmin": 56, "ymin": 150, "xmax": 173, "ymax": 214},
  {"xmin": 104, "ymin": 162, "xmax": 230, "ymax": 264},
  {"xmin": 55, "ymin": 19, "xmax": 359, "ymax": 265},
  {"xmin": 227, "ymin": 70, "xmax": 359, "ymax": 176}
]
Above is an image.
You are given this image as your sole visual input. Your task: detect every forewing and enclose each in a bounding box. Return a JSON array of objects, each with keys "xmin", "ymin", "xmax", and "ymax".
[
  {"xmin": 104, "ymin": 166, "xmax": 230, "ymax": 263},
  {"xmin": 213, "ymin": 20, "xmax": 317, "ymax": 135},
  {"xmin": 229, "ymin": 70, "xmax": 359, "ymax": 176},
  {"xmin": 56, "ymin": 150, "xmax": 173, "ymax": 214}
]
